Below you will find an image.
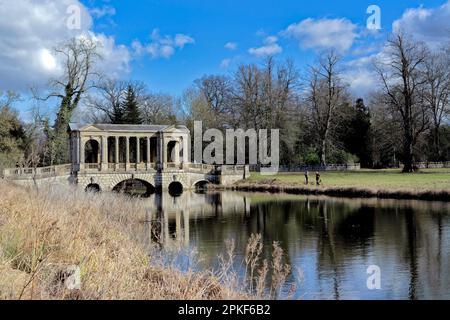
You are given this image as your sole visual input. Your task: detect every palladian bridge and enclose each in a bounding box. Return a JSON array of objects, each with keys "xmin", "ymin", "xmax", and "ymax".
[{"xmin": 2, "ymin": 123, "xmax": 249, "ymax": 194}]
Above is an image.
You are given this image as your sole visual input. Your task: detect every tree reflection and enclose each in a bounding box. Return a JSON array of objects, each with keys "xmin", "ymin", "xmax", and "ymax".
[{"xmin": 139, "ymin": 191, "xmax": 450, "ymax": 299}]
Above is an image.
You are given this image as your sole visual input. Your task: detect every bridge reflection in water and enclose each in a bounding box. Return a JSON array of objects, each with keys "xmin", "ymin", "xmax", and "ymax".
[
  {"xmin": 139, "ymin": 191, "xmax": 450, "ymax": 300},
  {"xmin": 143, "ymin": 191, "xmax": 251, "ymax": 249}
]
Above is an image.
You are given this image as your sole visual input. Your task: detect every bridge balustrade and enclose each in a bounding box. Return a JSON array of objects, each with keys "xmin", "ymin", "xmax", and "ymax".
[
  {"xmin": 3, "ymin": 163, "xmax": 248, "ymax": 181},
  {"xmin": 2, "ymin": 164, "xmax": 72, "ymax": 179}
]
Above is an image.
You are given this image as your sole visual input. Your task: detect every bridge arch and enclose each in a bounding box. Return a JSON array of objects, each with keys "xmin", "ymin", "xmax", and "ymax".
[
  {"xmin": 192, "ymin": 179, "xmax": 211, "ymax": 191},
  {"xmin": 112, "ymin": 179, "xmax": 156, "ymax": 197},
  {"xmin": 85, "ymin": 183, "xmax": 101, "ymax": 193},
  {"xmin": 168, "ymin": 181, "xmax": 184, "ymax": 196}
]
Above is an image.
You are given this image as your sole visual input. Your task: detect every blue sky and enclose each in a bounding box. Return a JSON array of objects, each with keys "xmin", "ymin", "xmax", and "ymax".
[
  {"xmin": 80, "ymin": 0, "xmax": 446, "ymax": 95},
  {"xmin": 1, "ymin": 0, "xmax": 449, "ymax": 117},
  {"xmin": 84, "ymin": 0, "xmax": 445, "ymax": 95}
]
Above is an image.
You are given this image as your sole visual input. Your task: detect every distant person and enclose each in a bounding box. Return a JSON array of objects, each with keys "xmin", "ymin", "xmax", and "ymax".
[
  {"xmin": 316, "ymin": 172, "xmax": 321, "ymax": 186},
  {"xmin": 304, "ymin": 170, "xmax": 309, "ymax": 185}
]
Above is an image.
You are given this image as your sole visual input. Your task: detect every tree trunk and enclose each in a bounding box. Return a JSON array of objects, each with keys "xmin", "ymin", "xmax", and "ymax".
[
  {"xmin": 433, "ymin": 126, "xmax": 441, "ymax": 161},
  {"xmin": 403, "ymin": 125, "xmax": 414, "ymax": 173},
  {"xmin": 321, "ymin": 137, "xmax": 327, "ymax": 166}
]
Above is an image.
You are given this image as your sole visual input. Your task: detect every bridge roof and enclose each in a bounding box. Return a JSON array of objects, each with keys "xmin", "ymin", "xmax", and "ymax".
[{"xmin": 69, "ymin": 123, "xmax": 190, "ymax": 134}]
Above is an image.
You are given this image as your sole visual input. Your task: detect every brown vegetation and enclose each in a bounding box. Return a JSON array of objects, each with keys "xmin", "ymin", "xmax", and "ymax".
[
  {"xmin": 0, "ymin": 182, "xmax": 241, "ymax": 300},
  {"xmin": 0, "ymin": 181, "xmax": 292, "ymax": 300}
]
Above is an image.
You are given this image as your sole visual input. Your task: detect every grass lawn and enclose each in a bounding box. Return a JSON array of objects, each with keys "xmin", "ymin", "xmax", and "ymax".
[{"xmin": 246, "ymin": 168, "xmax": 450, "ymax": 192}]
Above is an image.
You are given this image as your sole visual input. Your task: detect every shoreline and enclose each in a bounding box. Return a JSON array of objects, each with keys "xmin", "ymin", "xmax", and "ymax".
[{"xmin": 225, "ymin": 182, "xmax": 450, "ymax": 202}]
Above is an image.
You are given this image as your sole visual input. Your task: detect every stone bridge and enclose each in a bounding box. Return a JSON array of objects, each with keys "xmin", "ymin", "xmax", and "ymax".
[
  {"xmin": 2, "ymin": 123, "xmax": 250, "ymax": 192},
  {"xmin": 2, "ymin": 163, "xmax": 248, "ymax": 193}
]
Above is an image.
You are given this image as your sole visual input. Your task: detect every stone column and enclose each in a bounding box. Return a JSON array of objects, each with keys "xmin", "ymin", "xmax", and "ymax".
[
  {"xmin": 97, "ymin": 139, "xmax": 101, "ymax": 164},
  {"xmin": 69, "ymin": 134, "xmax": 73, "ymax": 165},
  {"xmin": 146, "ymin": 137, "xmax": 151, "ymax": 170},
  {"xmin": 115, "ymin": 137, "xmax": 119, "ymax": 164},
  {"xmin": 183, "ymin": 135, "xmax": 189, "ymax": 164},
  {"xmin": 156, "ymin": 136, "xmax": 161, "ymax": 166},
  {"xmin": 174, "ymin": 140, "xmax": 180, "ymax": 165},
  {"xmin": 75, "ymin": 133, "xmax": 80, "ymax": 167},
  {"xmin": 160, "ymin": 135, "xmax": 166, "ymax": 169},
  {"xmin": 80, "ymin": 136, "xmax": 85, "ymax": 171},
  {"xmin": 101, "ymin": 136, "xmax": 108, "ymax": 171},
  {"xmin": 136, "ymin": 137, "xmax": 140, "ymax": 164},
  {"xmin": 125, "ymin": 136, "xmax": 130, "ymax": 170}
]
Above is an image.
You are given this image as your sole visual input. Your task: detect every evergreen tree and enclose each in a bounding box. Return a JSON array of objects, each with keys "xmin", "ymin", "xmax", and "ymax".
[
  {"xmin": 122, "ymin": 85, "xmax": 142, "ymax": 124},
  {"xmin": 343, "ymin": 99, "xmax": 372, "ymax": 167},
  {"xmin": 0, "ymin": 96, "xmax": 27, "ymax": 170},
  {"xmin": 111, "ymin": 102, "xmax": 125, "ymax": 124}
]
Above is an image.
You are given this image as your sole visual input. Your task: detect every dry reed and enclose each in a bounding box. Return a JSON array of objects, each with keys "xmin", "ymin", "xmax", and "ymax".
[
  {"xmin": 0, "ymin": 181, "xmax": 293, "ymax": 300},
  {"xmin": 0, "ymin": 181, "xmax": 242, "ymax": 300}
]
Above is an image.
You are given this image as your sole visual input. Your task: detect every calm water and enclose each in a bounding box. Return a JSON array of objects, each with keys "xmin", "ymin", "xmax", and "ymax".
[{"xmin": 139, "ymin": 191, "xmax": 450, "ymax": 300}]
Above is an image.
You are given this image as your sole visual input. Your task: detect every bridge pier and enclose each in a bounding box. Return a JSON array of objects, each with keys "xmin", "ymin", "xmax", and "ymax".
[{"xmin": 74, "ymin": 166, "xmax": 247, "ymax": 193}]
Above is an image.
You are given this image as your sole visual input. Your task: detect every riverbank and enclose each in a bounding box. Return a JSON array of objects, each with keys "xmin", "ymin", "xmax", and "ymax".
[
  {"xmin": 0, "ymin": 182, "xmax": 245, "ymax": 300},
  {"xmin": 231, "ymin": 169, "xmax": 450, "ymax": 202}
]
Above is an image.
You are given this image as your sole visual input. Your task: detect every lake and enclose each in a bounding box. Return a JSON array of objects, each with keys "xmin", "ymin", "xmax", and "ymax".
[{"xmin": 138, "ymin": 191, "xmax": 450, "ymax": 300}]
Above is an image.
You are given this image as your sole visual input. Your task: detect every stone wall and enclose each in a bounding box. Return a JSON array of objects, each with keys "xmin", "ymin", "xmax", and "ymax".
[{"xmin": 7, "ymin": 175, "xmax": 74, "ymax": 189}]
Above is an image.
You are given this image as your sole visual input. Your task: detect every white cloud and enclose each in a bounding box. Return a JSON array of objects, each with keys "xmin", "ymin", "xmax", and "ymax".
[
  {"xmin": 343, "ymin": 51, "xmax": 390, "ymax": 98},
  {"xmin": 220, "ymin": 58, "xmax": 232, "ymax": 68},
  {"xmin": 343, "ymin": 64, "xmax": 378, "ymax": 98},
  {"xmin": 284, "ymin": 18, "xmax": 358, "ymax": 52},
  {"xmin": 40, "ymin": 49, "xmax": 58, "ymax": 71},
  {"xmin": 132, "ymin": 28, "xmax": 195, "ymax": 59},
  {"xmin": 89, "ymin": 5, "xmax": 116, "ymax": 19},
  {"xmin": 265, "ymin": 36, "xmax": 278, "ymax": 44},
  {"xmin": 248, "ymin": 36, "xmax": 282, "ymax": 57},
  {"xmin": 225, "ymin": 42, "xmax": 237, "ymax": 50},
  {"xmin": 92, "ymin": 33, "xmax": 131, "ymax": 77},
  {"xmin": 392, "ymin": 1, "xmax": 450, "ymax": 48},
  {"xmin": 0, "ymin": 0, "xmax": 131, "ymax": 92},
  {"xmin": 344, "ymin": 1, "xmax": 450, "ymax": 98},
  {"xmin": 175, "ymin": 34, "xmax": 195, "ymax": 47}
]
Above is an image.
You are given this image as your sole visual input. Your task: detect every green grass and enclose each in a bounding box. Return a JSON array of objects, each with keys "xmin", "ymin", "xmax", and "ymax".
[{"xmin": 246, "ymin": 168, "xmax": 450, "ymax": 192}]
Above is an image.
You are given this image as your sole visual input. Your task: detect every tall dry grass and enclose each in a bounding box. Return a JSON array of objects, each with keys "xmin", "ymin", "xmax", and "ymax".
[
  {"xmin": 0, "ymin": 181, "xmax": 243, "ymax": 300},
  {"xmin": 216, "ymin": 234, "xmax": 293, "ymax": 299},
  {"xmin": 0, "ymin": 181, "xmax": 292, "ymax": 300}
]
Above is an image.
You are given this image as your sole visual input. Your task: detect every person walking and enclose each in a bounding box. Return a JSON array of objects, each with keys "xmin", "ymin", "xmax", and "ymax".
[
  {"xmin": 304, "ymin": 170, "xmax": 309, "ymax": 185},
  {"xmin": 316, "ymin": 172, "xmax": 321, "ymax": 186}
]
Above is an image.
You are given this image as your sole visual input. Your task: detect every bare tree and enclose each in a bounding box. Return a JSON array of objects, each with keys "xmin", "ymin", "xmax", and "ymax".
[
  {"xmin": 87, "ymin": 79, "xmax": 128, "ymax": 123},
  {"xmin": 231, "ymin": 58, "xmax": 298, "ymax": 130},
  {"xmin": 195, "ymin": 75, "xmax": 232, "ymax": 129},
  {"xmin": 232, "ymin": 63, "xmax": 264, "ymax": 130},
  {"xmin": 141, "ymin": 93, "xmax": 177, "ymax": 124},
  {"xmin": 306, "ymin": 51, "xmax": 348, "ymax": 165},
  {"xmin": 422, "ymin": 47, "xmax": 450, "ymax": 160},
  {"xmin": 35, "ymin": 38, "xmax": 101, "ymax": 164},
  {"xmin": 88, "ymin": 79, "xmax": 176, "ymax": 125},
  {"xmin": 21, "ymin": 108, "xmax": 48, "ymax": 169},
  {"xmin": 374, "ymin": 33, "xmax": 429, "ymax": 172}
]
